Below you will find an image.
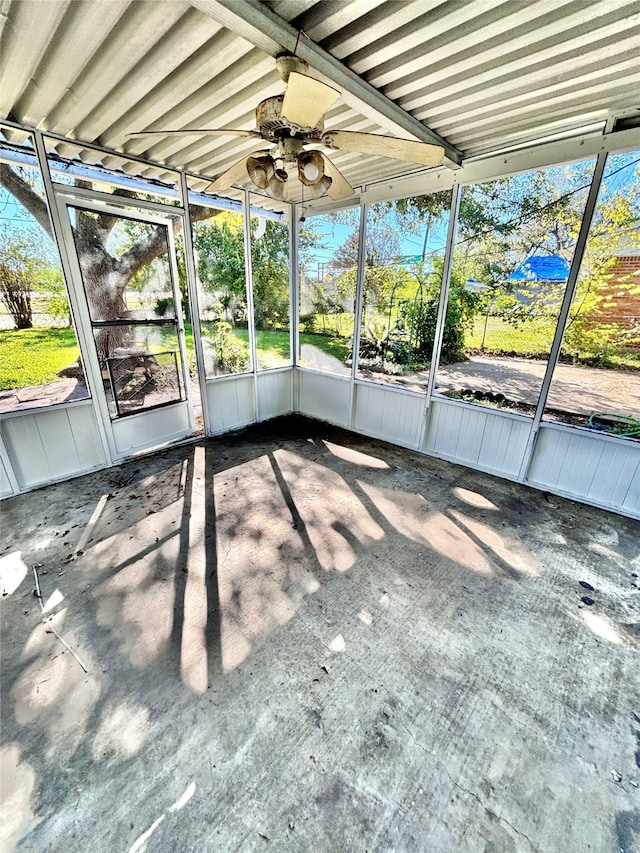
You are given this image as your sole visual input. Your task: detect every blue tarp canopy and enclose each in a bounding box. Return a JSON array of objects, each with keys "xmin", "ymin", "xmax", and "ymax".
[{"xmin": 508, "ymin": 254, "xmax": 570, "ymax": 282}]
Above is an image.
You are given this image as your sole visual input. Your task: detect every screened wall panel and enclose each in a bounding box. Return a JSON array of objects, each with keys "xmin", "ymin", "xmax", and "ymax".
[
  {"xmin": 250, "ymin": 195, "xmax": 291, "ymax": 371},
  {"xmin": 543, "ymin": 150, "xmax": 640, "ymax": 439},
  {"xmin": 298, "ymin": 209, "xmax": 357, "ymax": 377},
  {"xmin": 434, "ymin": 158, "xmax": 596, "ymax": 418},
  {"xmin": 358, "ymin": 191, "xmax": 452, "ymax": 392},
  {"xmin": 191, "ymin": 202, "xmax": 252, "ymax": 379}
]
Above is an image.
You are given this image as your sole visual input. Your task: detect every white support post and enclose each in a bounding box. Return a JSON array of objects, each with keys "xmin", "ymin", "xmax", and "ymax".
[
  {"xmin": 517, "ymin": 151, "xmax": 608, "ymax": 481},
  {"xmin": 243, "ymin": 190, "xmax": 260, "ymax": 421},
  {"xmin": 179, "ymin": 172, "xmax": 210, "ymax": 435},
  {"xmin": 348, "ymin": 203, "xmax": 368, "ymax": 430},
  {"xmin": 33, "ymin": 130, "xmax": 113, "ymax": 465},
  {"xmin": 419, "ymin": 184, "xmax": 462, "ymax": 449},
  {"xmin": 291, "ymin": 203, "xmax": 300, "ymax": 414}
]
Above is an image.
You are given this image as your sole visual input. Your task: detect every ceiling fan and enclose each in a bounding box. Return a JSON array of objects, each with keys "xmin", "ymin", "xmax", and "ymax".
[{"xmin": 127, "ymin": 55, "xmax": 445, "ymax": 202}]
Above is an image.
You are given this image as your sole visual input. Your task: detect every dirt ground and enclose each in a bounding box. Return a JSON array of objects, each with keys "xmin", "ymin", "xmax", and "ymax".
[{"xmin": 1, "ymin": 416, "xmax": 639, "ymax": 852}]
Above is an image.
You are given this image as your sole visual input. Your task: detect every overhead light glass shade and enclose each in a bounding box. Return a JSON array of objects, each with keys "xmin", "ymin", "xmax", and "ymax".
[
  {"xmin": 297, "ymin": 151, "xmax": 323, "ymax": 185},
  {"xmin": 307, "ymin": 174, "xmax": 333, "ymax": 199},
  {"xmin": 265, "ymin": 167, "xmax": 288, "ymax": 200},
  {"xmin": 247, "ymin": 153, "xmax": 276, "ymax": 190},
  {"xmin": 298, "ymin": 150, "xmax": 332, "ymax": 198}
]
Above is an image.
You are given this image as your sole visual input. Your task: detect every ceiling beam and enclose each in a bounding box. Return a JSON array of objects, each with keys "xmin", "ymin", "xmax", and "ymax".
[{"xmin": 189, "ymin": 0, "xmax": 462, "ymax": 166}]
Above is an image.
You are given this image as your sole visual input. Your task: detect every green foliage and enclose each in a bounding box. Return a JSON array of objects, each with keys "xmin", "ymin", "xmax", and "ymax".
[
  {"xmin": 401, "ymin": 271, "xmax": 478, "ymax": 365},
  {"xmin": 194, "ymin": 212, "xmax": 290, "ymax": 330},
  {"xmin": 34, "ymin": 265, "xmax": 71, "ymax": 324},
  {"xmin": 251, "ymin": 219, "xmax": 290, "ymax": 329},
  {"xmin": 201, "ymin": 321, "xmax": 250, "ymax": 374},
  {"xmin": 0, "ymin": 226, "xmax": 71, "ymax": 328},
  {"xmin": 194, "ymin": 211, "xmax": 246, "ymax": 303},
  {"xmin": 0, "ymin": 256, "xmax": 32, "ymax": 328},
  {"xmin": 299, "ymin": 312, "xmax": 317, "ymax": 333},
  {"xmin": 0, "ymin": 228, "xmax": 61, "ymax": 329},
  {"xmin": 155, "ymin": 296, "xmax": 172, "ymax": 317}
]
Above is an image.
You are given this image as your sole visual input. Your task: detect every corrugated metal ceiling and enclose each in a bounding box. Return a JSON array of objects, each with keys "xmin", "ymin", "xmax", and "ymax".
[{"xmin": 1, "ymin": 0, "xmax": 638, "ymax": 199}]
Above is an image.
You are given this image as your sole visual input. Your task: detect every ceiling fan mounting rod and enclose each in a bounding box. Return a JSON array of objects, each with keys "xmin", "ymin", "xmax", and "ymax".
[{"xmin": 278, "ymin": 136, "xmax": 304, "ymax": 162}]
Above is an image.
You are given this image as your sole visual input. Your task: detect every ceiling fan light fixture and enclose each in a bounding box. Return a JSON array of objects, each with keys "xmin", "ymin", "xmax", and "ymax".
[
  {"xmin": 265, "ymin": 167, "xmax": 288, "ymax": 201},
  {"xmin": 297, "ymin": 150, "xmax": 324, "ymax": 185},
  {"xmin": 247, "ymin": 153, "xmax": 276, "ymax": 190},
  {"xmin": 307, "ymin": 174, "xmax": 333, "ymax": 200},
  {"xmin": 297, "ymin": 150, "xmax": 332, "ymax": 198}
]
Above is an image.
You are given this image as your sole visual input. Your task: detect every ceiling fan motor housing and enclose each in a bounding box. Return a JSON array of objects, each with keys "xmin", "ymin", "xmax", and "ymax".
[{"xmin": 256, "ymin": 95, "xmax": 324, "ymax": 140}]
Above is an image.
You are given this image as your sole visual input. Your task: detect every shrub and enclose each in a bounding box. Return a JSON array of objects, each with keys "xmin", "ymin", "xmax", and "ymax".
[
  {"xmin": 299, "ymin": 312, "xmax": 317, "ymax": 333},
  {"xmin": 204, "ymin": 322, "xmax": 250, "ymax": 374}
]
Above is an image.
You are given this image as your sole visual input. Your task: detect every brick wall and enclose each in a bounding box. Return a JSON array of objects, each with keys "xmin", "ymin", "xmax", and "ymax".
[{"xmin": 589, "ymin": 254, "xmax": 640, "ymax": 337}]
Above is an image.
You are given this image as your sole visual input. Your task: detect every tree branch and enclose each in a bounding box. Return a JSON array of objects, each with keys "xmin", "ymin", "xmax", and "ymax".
[
  {"xmin": 116, "ymin": 205, "xmax": 220, "ymax": 280},
  {"xmin": 0, "ymin": 164, "xmax": 53, "ymax": 239},
  {"xmin": 0, "ymin": 161, "xmax": 222, "ymax": 284}
]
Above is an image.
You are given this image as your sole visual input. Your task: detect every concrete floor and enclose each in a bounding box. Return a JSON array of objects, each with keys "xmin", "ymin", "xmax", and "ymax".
[{"xmin": 1, "ymin": 415, "xmax": 639, "ymax": 853}]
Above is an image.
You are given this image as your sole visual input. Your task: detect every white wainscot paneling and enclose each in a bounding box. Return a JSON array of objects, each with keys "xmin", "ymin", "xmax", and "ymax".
[
  {"xmin": 257, "ymin": 369, "xmax": 293, "ymax": 421},
  {"xmin": 206, "ymin": 374, "xmax": 256, "ymax": 434},
  {"xmin": 0, "ymin": 403, "xmax": 106, "ymax": 491},
  {"xmin": 297, "ymin": 370, "xmax": 350, "ymax": 427},
  {"xmin": 425, "ymin": 398, "xmax": 531, "ymax": 479},
  {"xmin": 111, "ymin": 401, "xmax": 192, "ymax": 457},
  {"xmin": 527, "ymin": 424, "xmax": 640, "ymax": 517},
  {"xmin": 0, "ymin": 450, "xmax": 16, "ymax": 498},
  {"xmin": 353, "ymin": 382, "xmax": 424, "ymax": 448}
]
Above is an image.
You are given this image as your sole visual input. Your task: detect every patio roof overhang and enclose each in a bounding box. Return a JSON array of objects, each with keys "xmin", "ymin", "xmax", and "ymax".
[{"xmin": 0, "ymin": 0, "xmax": 638, "ymax": 202}]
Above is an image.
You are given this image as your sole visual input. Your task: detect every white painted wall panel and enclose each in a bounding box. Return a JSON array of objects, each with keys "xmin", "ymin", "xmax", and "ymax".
[
  {"xmin": 353, "ymin": 383, "xmax": 424, "ymax": 448},
  {"xmin": 297, "ymin": 370, "xmax": 350, "ymax": 427},
  {"xmin": 425, "ymin": 398, "xmax": 531, "ymax": 479},
  {"xmin": 111, "ymin": 402, "xmax": 192, "ymax": 457},
  {"xmin": 0, "ymin": 403, "xmax": 105, "ymax": 489},
  {"xmin": 206, "ymin": 375, "xmax": 256, "ymax": 434},
  {"xmin": 68, "ymin": 405, "xmax": 106, "ymax": 470},
  {"xmin": 0, "ymin": 453, "xmax": 15, "ymax": 498},
  {"xmin": 257, "ymin": 369, "xmax": 293, "ymax": 421},
  {"xmin": 527, "ymin": 425, "xmax": 640, "ymax": 517}
]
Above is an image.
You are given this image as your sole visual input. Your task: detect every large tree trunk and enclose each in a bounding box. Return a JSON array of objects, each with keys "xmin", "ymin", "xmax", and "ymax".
[{"xmin": 0, "ymin": 163, "xmax": 217, "ymax": 363}]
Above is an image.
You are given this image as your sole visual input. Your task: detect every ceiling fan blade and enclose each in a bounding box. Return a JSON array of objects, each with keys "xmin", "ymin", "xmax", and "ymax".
[
  {"xmin": 322, "ymin": 130, "xmax": 444, "ymax": 167},
  {"xmin": 319, "ymin": 153, "xmax": 354, "ymax": 201},
  {"xmin": 205, "ymin": 150, "xmax": 270, "ymax": 193},
  {"xmin": 281, "ymin": 72, "xmax": 340, "ymax": 128},
  {"xmin": 126, "ymin": 128, "xmax": 261, "ymax": 140}
]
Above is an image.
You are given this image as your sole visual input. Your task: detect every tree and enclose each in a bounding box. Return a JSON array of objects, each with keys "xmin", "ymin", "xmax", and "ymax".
[
  {"xmin": 332, "ymin": 212, "xmax": 409, "ymax": 320},
  {"xmin": 0, "ymin": 163, "xmax": 215, "ymax": 361},
  {"xmin": 393, "ymin": 156, "xmax": 640, "ymax": 365},
  {"xmin": 194, "ymin": 212, "xmax": 291, "ymax": 330},
  {"xmin": 251, "ymin": 218, "xmax": 289, "ymax": 329},
  {"xmin": 0, "ymin": 246, "xmax": 33, "ymax": 328}
]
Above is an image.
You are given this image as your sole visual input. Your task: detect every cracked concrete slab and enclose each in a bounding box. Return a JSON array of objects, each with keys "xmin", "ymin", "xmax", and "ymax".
[{"xmin": 1, "ymin": 415, "xmax": 639, "ymax": 852}]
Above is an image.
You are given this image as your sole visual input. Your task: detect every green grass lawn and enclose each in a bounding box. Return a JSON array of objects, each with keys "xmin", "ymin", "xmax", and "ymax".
[
  {"xmin": 232, "ymin": 327, "xmax": 350, "ymax": 367},
  {"xmin": 300, "ymin": 331, "xmax": 349, "ymax": 362},
  {"xmin": 3, "ymin": 318, "xmax": 635, "ymax": 391},
  {"xmin": 0, "ymin": 327, "xmax": 82, "ymax": 390},
  {"xmin": 466, "ymin": 315, "xmax": 557, "ymax": 353}
]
